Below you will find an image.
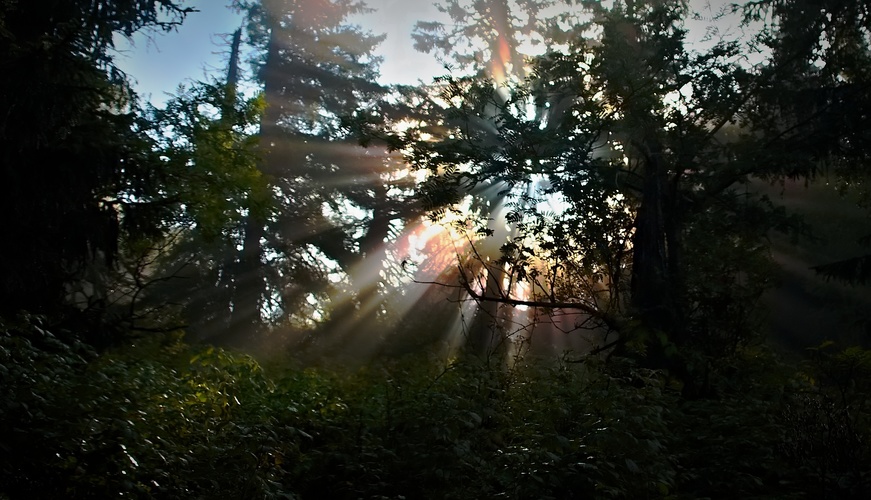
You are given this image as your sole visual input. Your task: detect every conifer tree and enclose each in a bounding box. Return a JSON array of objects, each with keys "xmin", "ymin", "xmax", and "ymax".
[
  {"xmin": 228, "ymin": 0, "xmax": 416, "ymax": 347},
  {"xmin": 0, "ymin": 0, "xmax": 192, "ymax": 316}
]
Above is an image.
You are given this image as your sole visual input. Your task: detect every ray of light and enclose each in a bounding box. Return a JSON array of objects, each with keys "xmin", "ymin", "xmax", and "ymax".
[{"xmin": 490, "ymin": 33, "xmax": 513, "ymax": 85}]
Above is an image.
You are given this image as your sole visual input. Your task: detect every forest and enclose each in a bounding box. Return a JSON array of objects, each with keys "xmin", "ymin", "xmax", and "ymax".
[{"xmin": 1, "ymin": 0, "xmax": 870, "ymax": 497}]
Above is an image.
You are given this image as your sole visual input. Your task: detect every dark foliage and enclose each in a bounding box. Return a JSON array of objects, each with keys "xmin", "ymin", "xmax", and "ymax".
[
  {"xmin": 0, "ymin": 0, "xmax": 192, "ymax": 315},
  {"xmin": 2, "ymin": 316, "xmax": 869, "ymax": 498}
]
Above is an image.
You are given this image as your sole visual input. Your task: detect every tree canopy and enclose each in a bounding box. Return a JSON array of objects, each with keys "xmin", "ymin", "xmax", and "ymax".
[
  {"xmin": 0, "ymin": 0, "xmax": 193, "ymax": 315},
  {"xmin": 359, "ymin": 0, "xmax": 871, "ymax": 382}
]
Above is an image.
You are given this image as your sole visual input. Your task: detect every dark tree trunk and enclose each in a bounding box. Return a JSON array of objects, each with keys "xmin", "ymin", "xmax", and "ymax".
[
  {"xmin": 225, "ymin": 217, "xmax": 264, "ymax": 344},
  {"xmin": 627, "ymin": 148, "xmax": 705, "ymax": 396},
  {"xmin": 630, "ymin": 154, "xmax": 673, "ymax": 331},
  {"xmin": 629, "ymin": 149, "xmax": 687, "ymax": 366},
  {"xmin": 211, "ymin": 27, "xmax": 264, "ymax": 345},
  {"xmin": 225, "ymin": 26, "xmax": 284, "ymax": 343}
]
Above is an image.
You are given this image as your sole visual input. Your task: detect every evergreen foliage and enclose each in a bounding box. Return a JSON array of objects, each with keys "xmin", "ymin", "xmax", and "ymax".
[{"xmin": 0, "ymin": 0, "xmax": 192, "ymax": 315}]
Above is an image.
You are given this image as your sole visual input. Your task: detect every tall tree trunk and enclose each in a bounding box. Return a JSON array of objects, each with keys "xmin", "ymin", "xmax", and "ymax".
[
  {"xmin": 629, "ymin": 150, "xmax": 686, "ymax": 353},
  {"xmin": 226, "ymin": 25, "xmax": 284, "ymax": 344},
  {"xmin": 226, "ymin": 28, "xmax": 241, "ymax": 94},
  {"xmin": 628, "ymin": 147, "xmax": 699, "ymax": 394}
]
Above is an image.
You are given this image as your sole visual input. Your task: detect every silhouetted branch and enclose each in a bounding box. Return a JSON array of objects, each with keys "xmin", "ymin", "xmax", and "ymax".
[
  {"xmin": 812, "ymin": 254, "xmax": 871, "ymax": 285},
  {"xmin": 455, "ymin": 265, "xmax": 625, "ymax": 333}
]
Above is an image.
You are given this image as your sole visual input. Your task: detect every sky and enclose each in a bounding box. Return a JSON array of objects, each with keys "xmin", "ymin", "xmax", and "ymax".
[
  {"xmin": 115, "ymin": 0, "xmax": 744, "ymax": 107},
  {"xmin": 115, "ymin": 0, "xmax": 448, "ymax": 106}
]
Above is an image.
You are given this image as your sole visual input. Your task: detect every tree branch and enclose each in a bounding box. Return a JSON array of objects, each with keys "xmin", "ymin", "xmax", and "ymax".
[{"xmin": 455, "ymin": 265, "xmax": 625, "ymax": 333}]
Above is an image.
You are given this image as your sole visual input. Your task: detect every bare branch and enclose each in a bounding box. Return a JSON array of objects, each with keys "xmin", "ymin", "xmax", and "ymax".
[{"xmin": 455, "ymin": 265, "xmax": 625, "ymax": 333}]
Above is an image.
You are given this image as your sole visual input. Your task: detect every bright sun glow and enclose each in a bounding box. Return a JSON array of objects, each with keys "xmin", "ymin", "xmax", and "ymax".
[{"xmin": 241, "ymin": 5, "xmax": 623, "ymax": 363}]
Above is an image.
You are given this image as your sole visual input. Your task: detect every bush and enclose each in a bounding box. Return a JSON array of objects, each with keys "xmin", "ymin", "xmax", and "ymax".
[{"xmin": 3, "ymin": 315, "xmax": 870, "ymax": 498}]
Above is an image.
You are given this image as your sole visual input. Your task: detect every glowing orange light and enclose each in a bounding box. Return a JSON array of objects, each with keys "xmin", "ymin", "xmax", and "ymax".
[
  {"xmin": 498, "ymin": 35, "xmax": 511, "ymax": 70},
  {"xmin": 490, "ymin": 34, "xmax": 513, "ymax": 84},
  {"xmin": 402, "ymin": 214, "xmax": 470, "ymax": 278}
]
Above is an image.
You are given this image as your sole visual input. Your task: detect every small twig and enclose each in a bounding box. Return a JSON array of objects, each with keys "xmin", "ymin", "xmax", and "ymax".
[{"xmin": 410, "ymin": 278, "xmax": 465, "ymax": 289}]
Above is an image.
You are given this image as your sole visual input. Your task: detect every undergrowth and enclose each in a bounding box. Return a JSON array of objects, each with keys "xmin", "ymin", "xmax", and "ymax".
[{"xmin": 2, "ymin": 315, "xmax": 869, "ymax": 498}]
